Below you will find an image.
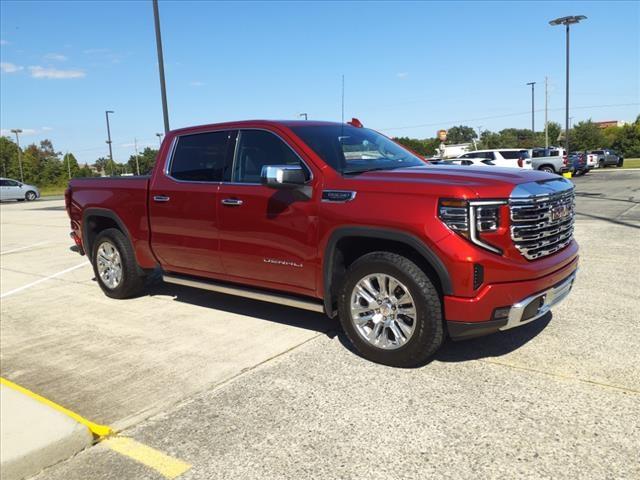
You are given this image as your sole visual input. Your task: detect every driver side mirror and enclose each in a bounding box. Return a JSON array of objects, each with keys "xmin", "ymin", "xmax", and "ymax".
[{"xmin": 261, "ymin": 165, "xmax": 306, "ymax": 189}]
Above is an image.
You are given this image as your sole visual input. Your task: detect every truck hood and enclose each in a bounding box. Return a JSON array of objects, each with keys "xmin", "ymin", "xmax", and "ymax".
[{"xmin": 349, "ymin": 165, "xmax": 559, "ymax": 199}]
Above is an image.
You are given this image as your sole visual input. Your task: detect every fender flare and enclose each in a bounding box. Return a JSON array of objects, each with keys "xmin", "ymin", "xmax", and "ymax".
[
  {"xmin": 82, "ymin": 208, "xmax": 133, "ymax": 257},
  {"xmin": 322, "ymin": 226, "xmax": 452, "ymax": 315}
]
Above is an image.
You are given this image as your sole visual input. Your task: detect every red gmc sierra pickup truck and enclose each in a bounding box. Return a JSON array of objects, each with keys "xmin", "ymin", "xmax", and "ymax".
[{"xmin": 66, "ymin": 120, "xmax": 578, "ymax": 367}]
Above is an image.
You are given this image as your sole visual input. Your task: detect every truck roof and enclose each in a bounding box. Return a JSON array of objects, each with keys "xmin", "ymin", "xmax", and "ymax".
[{"xmin": 169, "ymin": 119, "xmax": 345, "ymax": 135}]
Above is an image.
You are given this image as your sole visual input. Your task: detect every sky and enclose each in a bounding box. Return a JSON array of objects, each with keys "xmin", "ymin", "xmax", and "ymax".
[{"xmin": 1, "ymin": 0, "xmax": 638, "ymax": 164}]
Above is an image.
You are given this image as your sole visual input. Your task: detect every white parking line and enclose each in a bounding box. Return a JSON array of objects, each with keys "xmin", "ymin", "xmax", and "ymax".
[
  {"xmin": 0, "ymin": 241, "xmax": 49, "ymax": 256},
  {"xmin": 0, "ymin": 261, "xmax": 90, "ymax": 299}
]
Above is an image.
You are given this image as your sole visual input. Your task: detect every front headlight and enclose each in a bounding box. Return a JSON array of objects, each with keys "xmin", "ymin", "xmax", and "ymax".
[{"xmin": 438, "ymin": 198, "xmax": 506, "ymax": 254}]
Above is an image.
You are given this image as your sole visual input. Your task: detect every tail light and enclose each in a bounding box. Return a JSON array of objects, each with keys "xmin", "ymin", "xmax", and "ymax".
[
  {"xmin": 517, "ymin": 158, "xmax": 524, "ymax": 168},
  {"xmin": 563, "ymin": 155, "xmax": 568, "ymax": 166},
  {"xmin": 438, "ymin": 199, "xmax": 506, "ymax": 254}
]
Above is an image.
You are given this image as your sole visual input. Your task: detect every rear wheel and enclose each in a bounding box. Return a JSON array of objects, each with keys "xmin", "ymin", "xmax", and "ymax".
[
  {"xmin": 92, "ymin": 228, "xmax": 146, "ymax": 299},
  {"xmin": 539, "ymin": 165, "xmax": 555, "ymax": 174},
  {"xmin": 599, "ymin": 160, "xmax": 605, "ymax": 168},
  {"xmin": 25, "ymin": 191, "xmax": 37, "ymax": 201},
  {"xmin": 338, "ymin": 252, "xmax": 444, "ymax": 367}
]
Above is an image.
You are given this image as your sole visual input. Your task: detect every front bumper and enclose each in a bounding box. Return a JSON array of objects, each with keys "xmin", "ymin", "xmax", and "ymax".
[{"xmin": 446, "ymin": 258, "xmax": 578, "ymax": 340}]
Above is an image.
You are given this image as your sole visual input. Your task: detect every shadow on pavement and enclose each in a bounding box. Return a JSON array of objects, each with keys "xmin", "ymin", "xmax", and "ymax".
[
  {"xmin": 436, "ymin": 312, "xmax": 552, "ymax": 363},
  {"xmin": 146, "ymin": 280, "xmax": 339, "ymax": 336}
]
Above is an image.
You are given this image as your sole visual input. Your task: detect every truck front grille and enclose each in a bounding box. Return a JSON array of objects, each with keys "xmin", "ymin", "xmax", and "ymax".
[{"xmin": 509, "ymin": 188, "xmax": 575, "ymax": 260}]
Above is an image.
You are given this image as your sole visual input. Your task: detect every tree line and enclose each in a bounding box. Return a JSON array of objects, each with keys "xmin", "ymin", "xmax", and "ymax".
[
  {"xmin": 1, "ymin": 116, "xmax": 638, "ymax": 189},
  {"xmin": 393, "ymin": 116, "xmax": 640, "ymax": 157}
]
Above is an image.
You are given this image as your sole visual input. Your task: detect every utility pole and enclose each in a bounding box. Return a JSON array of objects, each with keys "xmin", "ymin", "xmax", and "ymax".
[
  {"xmin": 341, "ymin": 74, "xmax": 345, "ymax": 123},
  {"xmin": 156, "ymin": 132, "xmax": 163, "ymax": 147},
  {"xmin": 153, "ymin": 0, "xmax": 170, "ymax": 134},
  {"xmin": 10, "ymin": 129, "xmax": 24, "ymax": 182},
  {"xmin": 544, "ymin": 76, "xmax": 549, "ymax": 148},
  {"xmin": 526, "ymin": 82, "xmax": 536, "ymax": 133},
  {"xmin": 134, "ymin": 138, "xmax": 141, "ymax": 175},
  {"xmin": 550, "ymin": 15, "xmax": 587, "ymax": 155},
  {"xmin": 105, "ymin": 110, "xmax": 114, "ymax": 175}
]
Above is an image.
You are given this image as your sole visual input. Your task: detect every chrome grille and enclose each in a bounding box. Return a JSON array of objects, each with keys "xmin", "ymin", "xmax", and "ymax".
[{"xmin": 509, "ymin": 183, "xmax": 575, "ymax": 260}]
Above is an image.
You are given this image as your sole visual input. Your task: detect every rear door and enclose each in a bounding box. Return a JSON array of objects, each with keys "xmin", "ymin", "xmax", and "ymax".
[
  {"xmin": 216, "ymin": 128, "xmax": 318, "ymax": 294},
  {"xmin": 0, "ymin": 179, "xmax": 21, "ymax": 200},
  {"xmin": 149, "ymin": 129, "xmax": 236, "ymax": 276}
]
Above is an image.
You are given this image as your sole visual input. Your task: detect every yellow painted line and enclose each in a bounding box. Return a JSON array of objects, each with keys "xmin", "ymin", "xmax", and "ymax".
[
  {"xmin": 103, "ymin": 437, "xmax": 191, "ymax": 479},
  {"xmin": 0, "ymin": 377, "xmax": 112, "ymax": 438}
]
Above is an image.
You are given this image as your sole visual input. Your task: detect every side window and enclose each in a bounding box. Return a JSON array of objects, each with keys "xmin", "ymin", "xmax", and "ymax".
[
  {"xmin": 170, "ymin": 131, "xmax": 232, "ymax": 182},
  {"xmin": 233, "ymin": 130, "xmax": 308, "ymax": 183},
  {"xmin": 499, "ymin": 151, "xmax": 519, "ymax": 159},
  {"xmin": 2, "ymin": 179, "xmax": 19, "ymax": 187},
  {"xmin": 485, "ymin": 152, "xmax": 496, "ymax": 160},
  {"xmin": 0, "ymin": 180, "xmax": 9, "ymax": 186}
]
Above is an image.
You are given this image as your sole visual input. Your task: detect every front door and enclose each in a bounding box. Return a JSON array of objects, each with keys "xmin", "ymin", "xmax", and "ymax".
[
  {"xmin": 149, "ymin": 129, "xmax": 236, "ymax": 276},
  {"xmin": 0, "ymin": 179, "xmax": 21, "ymax": 200},
  {"xmin": 217, "ymin": 129, "xmax": 318, "ymax": 294}
]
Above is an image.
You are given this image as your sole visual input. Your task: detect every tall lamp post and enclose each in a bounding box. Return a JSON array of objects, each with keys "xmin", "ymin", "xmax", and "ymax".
[
  {"xmin": 156, "ymin": 132, "xmax": 163, "ymax": 147},
  {"xmin": 153, "ymin": 0, "xmax": 170, "ymax": 134},
  {"xmin": 10, "ymin": 129, "xmax": 24, "ymax": 182},
  {"xmin": 299, "ymin": 113, "xmax": 308, "ymax": 120},
  {"xmin": 549, "ymin": 15, "xmax": 587, "ymax": 155},
  {"xmin": 105, "ymin": 110, "xmax": 115, "ymax": 175},
  {"xmin": 526, "ymin": 82, "xmax": 536, "ymax": 133}
]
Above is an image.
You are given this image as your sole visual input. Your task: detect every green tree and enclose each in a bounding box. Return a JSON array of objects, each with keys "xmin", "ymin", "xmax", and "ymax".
[
  {"xmin": 0, "ymin": 136, "xmax": 21, "ymax": 179},
  {"xmin": 393, "ymin": 137, "xmax": 439, "ymax": 157},
  {"xmin": 446, "ymin": 125, "xmax": 477, "ymax": 144},
  {"xmin": 127, "ymin": 147, "xmax": 158, "ymax": 175},
  {"xmin": 610, "ymin": 119, "xmax": 640, "ymax": 158},
  {"xmin": 570, "ymin": 120, "xmax": 606, "ymax": 151}
]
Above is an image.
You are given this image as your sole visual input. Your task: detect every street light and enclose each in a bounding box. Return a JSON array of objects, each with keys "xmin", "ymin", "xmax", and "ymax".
[
  {"xmin": 156, "ymin": 132, "xmax": 163, "ymax": 147},
  {"xmin": 105, "ymin": 110, "xmax": 115, "ymax": 175},
  {"xmin": 526, "ymin": 82, "xmax": 536, "ymax": 133},
  {"xmin": 549, "ymin": 15, "xmax": 587, "ymax": 154},
  {"xmin": 10, "ymin": 129, "xmax": 24, "ymax": 182},
  {"xmin": 299, "ymin": 113, "xmax": 308, "ymax": 120},
  {"xmin": 153, "ymin": 0, "xmax": 170, "ymax": 134}
]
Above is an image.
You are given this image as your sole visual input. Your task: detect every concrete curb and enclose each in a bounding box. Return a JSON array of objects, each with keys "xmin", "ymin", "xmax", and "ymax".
[
  {"xmin": 590, "ymin": 168, "xmax": 640, "ymax": 172},
  {"xmin": 0, "ymin": 380, "xmax": 111, "ymax": 480}
]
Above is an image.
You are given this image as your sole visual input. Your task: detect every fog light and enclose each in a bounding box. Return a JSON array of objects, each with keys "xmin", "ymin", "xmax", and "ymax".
[{"xmin": 492, "ymin": 306, "xmax": 511, "ymax": 321}]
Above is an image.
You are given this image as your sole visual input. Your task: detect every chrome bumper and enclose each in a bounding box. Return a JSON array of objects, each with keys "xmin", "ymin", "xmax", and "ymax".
[{"xmin": 499, "ymin": 270, "xmax": 577, "ymax": 331}]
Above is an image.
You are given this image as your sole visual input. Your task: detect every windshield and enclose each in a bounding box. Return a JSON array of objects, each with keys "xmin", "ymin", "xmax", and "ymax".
[{"xmin": 290, "ymin": 125, "xmax": 425, "ymax": 174}]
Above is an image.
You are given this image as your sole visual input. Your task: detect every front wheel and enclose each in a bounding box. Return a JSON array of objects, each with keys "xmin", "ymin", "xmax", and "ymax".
[
  {"xmin": 92, "ymin": 228, "xmax": 146, "ymax": 299},
  {"xmin": 338, "ymin": 252, "xmax": 444, "ymax": 367},
  {"xmin": 25, "ymin": 191, "xmax": 37, "ymax": 201},
  {"xmin": 617, "ymin": 159, "xmax": 624, "ymax": 168}
]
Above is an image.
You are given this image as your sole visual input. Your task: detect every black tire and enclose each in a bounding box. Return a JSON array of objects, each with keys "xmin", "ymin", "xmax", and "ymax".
[
  {"xmin": 539, "ymin": 165, "xmax": 555, "ymax": 174},
  {"xmin": 25, "ymin": 191, "xmax": 37, "ymax": 201},
  {"xmin": 337, "ymin": 252, "xmax": 444, "ymax": 367},
  {"xmin": 617, "ymin": 159, "xmax": 624, "ymax": 168},
  {"xmin": 573, "ymin": 169, "xmax": 582, "ymax": 177},
  {"xmin": 91, "ymin": 228, "xmax": 146, "ymax": 299},
  {"xmin": 599, "ymin": 160, "xmax": 605, "ymax": 168}
]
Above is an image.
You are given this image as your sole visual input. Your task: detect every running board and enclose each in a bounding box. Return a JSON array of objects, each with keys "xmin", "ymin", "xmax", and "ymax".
[{"xmin": 162, "ymin": 274, "xmax": 325, "ymax": 314}]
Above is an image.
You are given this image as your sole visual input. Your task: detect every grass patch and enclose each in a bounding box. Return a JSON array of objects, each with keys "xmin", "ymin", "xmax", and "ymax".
[
  {"xmin": 39, "ymin": 186, "xmax": 67, "ymax": 197},
  {"xmin": 621, "ymin": 158, "xmax": 640, "ymax": 169}
]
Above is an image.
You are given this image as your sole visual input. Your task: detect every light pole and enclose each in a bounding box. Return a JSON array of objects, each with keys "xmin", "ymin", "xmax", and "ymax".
[
  {"xmin": 526, "ymin": 82, "xmax": 536, "ymax": 133},
  {"xmin": 10, "ymin": 129, "xmax": 24, "ymax": 182},
  {"xmin": 550, "ymin": 15, "xmax": 586, "ymax": 154},
  {"xmin": 105, "ymin": 110, "xmax": 114, "ymax": 175},
  {"xmin": 153, "ymin": 0, "xmax": 170, "ymax": 134},
  {"xmin": 156, "ymin": 132, "xmax": 163, "ymax": 147},
  {"xmin": 299, "ymin": 113, "xmax": 308, "ymax": 120}
]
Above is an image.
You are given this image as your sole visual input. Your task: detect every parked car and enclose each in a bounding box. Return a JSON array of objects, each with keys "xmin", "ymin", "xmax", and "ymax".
[
  {"xmin": 65, "ymin": 119, "xmax": 578, "ymax": 367},
  {"xmin": 568, "ymin": 152, "xmax": 590, "ymax": 176},
  {"xmin": 584, "ymin": 152, "xmax": 599, "ymax": 169},
  {"xmin": 0, "ymin": 178, "xmax": 40, "ymax": 201},
  {"xmin": 457, "ymin": 149, "xmax": 533, "ymax": 169},
  {"xmin": 590, "ymin": 149, "xmax": 624, "ymax": 168},
  {"xmin": 529, "ymin": 147, "xmax": 569, "ymax": 174}
]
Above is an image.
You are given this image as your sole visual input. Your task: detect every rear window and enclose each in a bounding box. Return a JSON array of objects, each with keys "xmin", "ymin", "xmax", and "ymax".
[{"xmin": 170, "ymin": 131, "xmax": 233, "ymax": 181}]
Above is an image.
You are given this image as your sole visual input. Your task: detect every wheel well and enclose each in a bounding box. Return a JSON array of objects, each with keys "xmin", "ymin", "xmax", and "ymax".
[
  {"xmin": 539, "ymin": 164, "xmax": 555, "ymax": 172},
  {"xmin": 84, "ymin": 215, "xmax": 122, "ymax": 255},
  {"xmin": 326, "ymin": 236, "xmax": 445, "ymax": 314}
]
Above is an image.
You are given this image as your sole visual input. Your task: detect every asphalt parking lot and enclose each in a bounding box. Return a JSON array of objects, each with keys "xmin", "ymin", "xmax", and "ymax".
[{"xmin": 1, "ymin": 170, "xmax": 639, "ymax": 480}]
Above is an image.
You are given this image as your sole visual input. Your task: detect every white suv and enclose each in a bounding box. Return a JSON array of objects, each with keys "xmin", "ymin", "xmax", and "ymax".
[{"xmin": 457, "ymin": 149, "xmax": 533, "ymax": 169}]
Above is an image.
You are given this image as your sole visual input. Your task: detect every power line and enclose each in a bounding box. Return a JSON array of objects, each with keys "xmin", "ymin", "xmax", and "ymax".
[{"xmin": 379, "ymin": 102, "xmax": 639, "ymax": 132}]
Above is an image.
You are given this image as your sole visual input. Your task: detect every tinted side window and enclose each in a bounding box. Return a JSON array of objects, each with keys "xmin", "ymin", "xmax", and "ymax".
[
  {"xmin": 170, "ymin": 131, "xmax": 232, "ymax": 181},
  {"xmin": 499, "ymin": 151, "xmax": 519, "ymax": 159},
  {"xmin": 1, "ymin": 179, "xmax": 19, "ymax": 186},
  {"xmin": 233, "ymin": 130, "xmax": 307, "ymax": 183}
]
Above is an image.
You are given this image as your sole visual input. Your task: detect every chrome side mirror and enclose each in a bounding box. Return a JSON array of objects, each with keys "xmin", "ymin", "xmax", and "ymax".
[{"xmin": 261, "ymin": 165, "xmax": 306, "ymax": 189}]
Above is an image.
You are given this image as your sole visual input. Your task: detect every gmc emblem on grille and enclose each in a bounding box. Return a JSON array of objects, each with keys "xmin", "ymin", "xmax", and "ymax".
[{"xmin": 550, "ymin": 204, "xmax": 571, "ymax": 222}]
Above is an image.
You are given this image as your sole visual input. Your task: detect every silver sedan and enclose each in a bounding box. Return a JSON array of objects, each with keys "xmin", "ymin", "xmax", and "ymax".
[{"xmin": 0, "ymin": 177, "xmax": 41, "ymax": 201}]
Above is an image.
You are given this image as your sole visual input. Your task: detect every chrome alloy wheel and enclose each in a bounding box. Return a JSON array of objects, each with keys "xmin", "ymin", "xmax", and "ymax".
[
  {"xmin": 96, "ymin": 241, "xmax": 123, "ymax": 289},
  {"xmin": 350, "ymin": 274, "xmax": 417, "ymax": 350}
]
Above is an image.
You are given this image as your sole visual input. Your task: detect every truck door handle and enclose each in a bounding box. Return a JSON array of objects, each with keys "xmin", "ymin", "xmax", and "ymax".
[
  {"xmin": 153, "ymin": 195, "xmax": 171, "ymax": 203},
  {"xmin": 221, "ymin": 198, "xmax": 243, "ymax": 206}
]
